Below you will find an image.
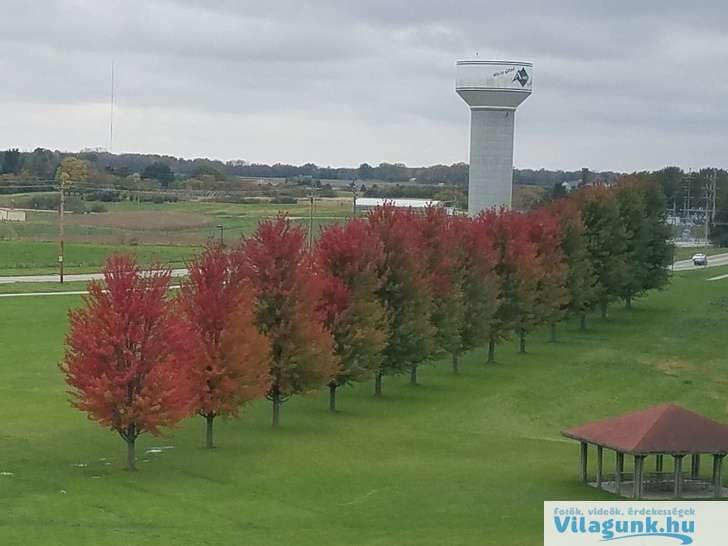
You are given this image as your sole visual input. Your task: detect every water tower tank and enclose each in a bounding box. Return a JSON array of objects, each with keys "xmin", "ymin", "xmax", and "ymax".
[{"xmin": 456, "ymin": 60, "xmax": 533, "ymax": 215}]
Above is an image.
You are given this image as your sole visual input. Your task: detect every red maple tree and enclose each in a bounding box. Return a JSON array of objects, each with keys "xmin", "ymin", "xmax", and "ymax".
[
  {"xmin": 60, "ymin": 255, "xmax": 195, "ymax": 470},
  {"xmin": 314, "ymin": 218, "xmax": 388, "ymax": 411},
  {"xmin": 241, "ymin": 216, "xmax": 338, "ymax": 426},
  {"xmin": 178, "ymin": 244, "xmax": 271, "ymax": 448}
]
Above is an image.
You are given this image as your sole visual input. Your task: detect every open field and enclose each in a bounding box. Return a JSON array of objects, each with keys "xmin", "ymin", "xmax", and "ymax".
[
  {"xmin": 0, "ymin": 197, "xmax": 352, "ymax": 275},
  {"xmin": 0, "ymin": 267, "xmax": 726, "ymax": 545},
  {"xmin": 0, "ymin": 197, "xmax": 352, "ymax": 246}
]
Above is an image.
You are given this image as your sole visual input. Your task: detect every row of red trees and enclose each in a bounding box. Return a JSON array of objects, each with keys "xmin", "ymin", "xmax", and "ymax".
[{"xmin": 61, "ymin": 179, "xmax": 672, "ymax": 470}]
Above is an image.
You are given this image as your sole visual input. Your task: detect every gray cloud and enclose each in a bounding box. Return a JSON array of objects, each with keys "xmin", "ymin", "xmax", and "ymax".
[{"xmin": 1, "ymin": 0, "xmax": 726, "ymax": 170}]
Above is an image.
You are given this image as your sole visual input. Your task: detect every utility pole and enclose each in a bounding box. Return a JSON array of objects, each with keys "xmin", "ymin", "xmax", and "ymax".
[
  {"xmin": 712, "ymin": 169, "xmax": 718, "ymax": 222},
  {"xmin": 352, "ymin": 179, "xmax": 358, "ymax": 218},
  {"xmin": 59, "ymin": 179, "xmax": 66, "ymax": 284},
  {"xmin": 308, "ymin": 188, "xmax": 316, "ymax": 249},
  {"xmin": 704, "ymin": 169, "xmax": 718, "ymax": 244}
]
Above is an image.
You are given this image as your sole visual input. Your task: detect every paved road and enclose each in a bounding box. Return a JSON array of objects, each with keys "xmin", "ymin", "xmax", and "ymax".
[
  {"xmin": 1, "ymin": 252, "xmax": 727, "ymax": 287},
  {"xmin": 672, "ymin": 253, "xmax": 728, "ymax": 271},
  {"xmin": 0, "ymin": 268, "xmax": 188, "ymax": 285}
]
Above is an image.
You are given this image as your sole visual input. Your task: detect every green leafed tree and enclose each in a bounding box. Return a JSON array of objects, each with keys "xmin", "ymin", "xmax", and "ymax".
[
  {"xmin": 614, "ymin": 177, "xmax": 652, "ymax": 309},
  {"xmin": 141, "ymin": 161, "xmax": 175, "ymax": 188},
  {"xmin": 527, "ymin": 207, "xmax": 570, "ymax": 344},
  {"xmin": 574, "ymin": 185, "xmax": 629, "ymax": 319},
  {"xmin": 633, "ymin": 177, "xmax": 673, "ymax": 295},
  {"xmin": 367, "ymin": 205, "xmax": 435, "ymax": 395},
  {"xmin": 550, "ymin": 198, "xmax": 598, "ymax": 331},
  {"xmin": 1, "ymin": 149, "xmax": 22, "ymax": 175}
]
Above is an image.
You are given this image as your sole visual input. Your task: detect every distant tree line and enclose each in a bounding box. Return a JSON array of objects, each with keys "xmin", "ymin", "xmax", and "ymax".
[
  {"xmin": 1, "ymin": 148, "xmax": 622, "ymax": 189},
  {"xmin": 2, "ymin": 149, "xmax": 725, "ymax": 221}
]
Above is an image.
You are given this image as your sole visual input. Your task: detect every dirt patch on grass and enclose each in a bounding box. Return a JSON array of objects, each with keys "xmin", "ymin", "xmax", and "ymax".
[
  {"xmin": 639, "ymin": 356, "xmax": 693, "ymax": 378},
  {"xmin": 65, "ymin": 211, "xmax": 212, "ymax": 231}
]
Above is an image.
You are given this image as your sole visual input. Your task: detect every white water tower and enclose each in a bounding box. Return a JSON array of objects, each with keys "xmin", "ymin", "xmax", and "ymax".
[{"xmin": 456, "ymin": 60, "xmax": 533, "ymax": 215}]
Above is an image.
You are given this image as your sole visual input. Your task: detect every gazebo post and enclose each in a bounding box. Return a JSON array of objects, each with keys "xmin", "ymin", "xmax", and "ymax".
[
  {"xmin": 712, "ymin": 454, "xmax": 724, "ymax": 498},
  {"xmin": 579, "ymin": 442, "xmax": 588, "ymax": 483},
  {"xmin": 656, "ymin": 454, "xmax": 663, "ymax": 473},
  {"xmin": 673, "ymin": 455, "xmax": 684, "ymax": 498},
  {"xmin": 633, "ymin": 455, "xmax": 645, "ymax": 499},
  {"xmin": 596, "ymin": 446, "xmax": 603, "ymax": 489},
  {"xmin": 691, "ymin": 454, "xmax": 700, "ymax": 479},
  {"xmin": 615, "ymin": 451, "xmax": 623, "ymax": 496}
]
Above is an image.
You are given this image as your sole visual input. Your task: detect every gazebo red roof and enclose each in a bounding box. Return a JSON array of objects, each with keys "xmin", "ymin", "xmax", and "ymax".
[{"xmin": 561, "ymin": 404, "xmax": 728, "ymax": 454}]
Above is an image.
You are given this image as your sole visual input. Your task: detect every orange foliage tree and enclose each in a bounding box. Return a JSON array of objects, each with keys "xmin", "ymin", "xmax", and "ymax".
[
  {"xmin": 60, "ymin": 255, "xmax": 195, "ymax": 470},
  {"xmin": 178, "ymin": 245, "xmax": 271, "ymax": 448}
]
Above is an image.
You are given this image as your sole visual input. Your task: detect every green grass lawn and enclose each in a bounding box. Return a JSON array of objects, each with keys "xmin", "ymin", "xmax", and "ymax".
[
  {"xmin": 0, "ymin": 240, "xmax": 199, "ymax": 276},
  {"xmin": 0, "ymin": 268, "xmax": 727, "ymax": 545},
  {"xmin": 0, "ymin": 280, "xmax": 91, "ymax": 295}
]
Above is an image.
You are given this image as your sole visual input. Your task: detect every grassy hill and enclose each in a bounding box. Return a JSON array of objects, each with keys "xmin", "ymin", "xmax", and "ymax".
[{"xmin": 0, "ymin": 267, "xmax": 726, "ymax": 545}]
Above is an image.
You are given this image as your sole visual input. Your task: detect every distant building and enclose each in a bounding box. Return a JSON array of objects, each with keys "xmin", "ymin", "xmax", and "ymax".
[
  {"xmin": 354, "ymin": 197, "xmax": 451, "ymax": 215},
  {"xmin": 0, "ymin": 208, "xmax": 26, "ymax": 222},
  {"xmin": 560, "ymin": 180, "xmax": 581, "ymax": 192}
]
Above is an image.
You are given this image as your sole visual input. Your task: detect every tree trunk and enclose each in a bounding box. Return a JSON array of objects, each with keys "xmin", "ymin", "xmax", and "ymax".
[
  {"xmin": 126, "ymin": 431, "xmax": 136, "ymax": 471},
  {"xmin": 205, "ymin": 414, "xmax": 215, "ymax": 449},
  {"xmin": 374, "ymin": 372, "xmax": 382, "ymax": 397},
  {"xmin": 600, "ymin": 301, "xmax": 608, "ymax": 319},
  {"xmin": 580, "ymin": 313, "xmax": 587, "ymax": 332},
  {"xmin": 452, "ymin": 352, "xmax": 460, "ymax": 375},
  {"xmin": 328, "ymin": 382, "xmax": 337, "ymax": 412},
  {"xmin": 625, "ymin": 295, "xmax": 632, "ymax": 310},
  {"xmin": 487, "ymin": 338, "xmax": 496, "ymax": 364},
  {"xmin": 409, "ymin": 365, "xmax": 417, "ymax": 385},
  {"xmin": 549, "ymin": 322, "xmax": 557, "ymax": 343},
  {"xmin": 518, "ymin": 329, "xmax": 526, "ymax": 354},
  {"xmin": 272, "ymin": 387, "xmax": 281, "ymax": 427}
]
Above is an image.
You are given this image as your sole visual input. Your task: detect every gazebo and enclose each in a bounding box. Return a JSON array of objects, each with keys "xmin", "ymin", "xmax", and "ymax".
[{"xmin": 562, "ymin": 404, "xmax": 728, "ymax": 499}]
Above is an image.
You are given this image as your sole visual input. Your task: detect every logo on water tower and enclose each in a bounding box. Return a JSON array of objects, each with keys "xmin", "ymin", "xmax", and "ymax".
[{"xmin": 513, "ymin": 68, "xmax": 529, "ymax": 87}]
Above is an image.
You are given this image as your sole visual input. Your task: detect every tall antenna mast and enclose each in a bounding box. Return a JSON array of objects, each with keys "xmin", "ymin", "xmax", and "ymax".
[{"xmin": 109, "ymin": 61, "xmax": 115, "ymax": 152}]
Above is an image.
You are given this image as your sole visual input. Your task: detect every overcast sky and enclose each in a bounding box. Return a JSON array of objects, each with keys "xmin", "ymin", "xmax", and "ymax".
[{"xmin": 1, "ymin": 1, "xmax": 726, "ymax": 171}]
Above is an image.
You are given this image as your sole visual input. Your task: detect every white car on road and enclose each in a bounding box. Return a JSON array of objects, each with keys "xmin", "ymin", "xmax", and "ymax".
[{"xmin": 692, "ymin": 253, "xmax": 708, "ymax": 266}]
